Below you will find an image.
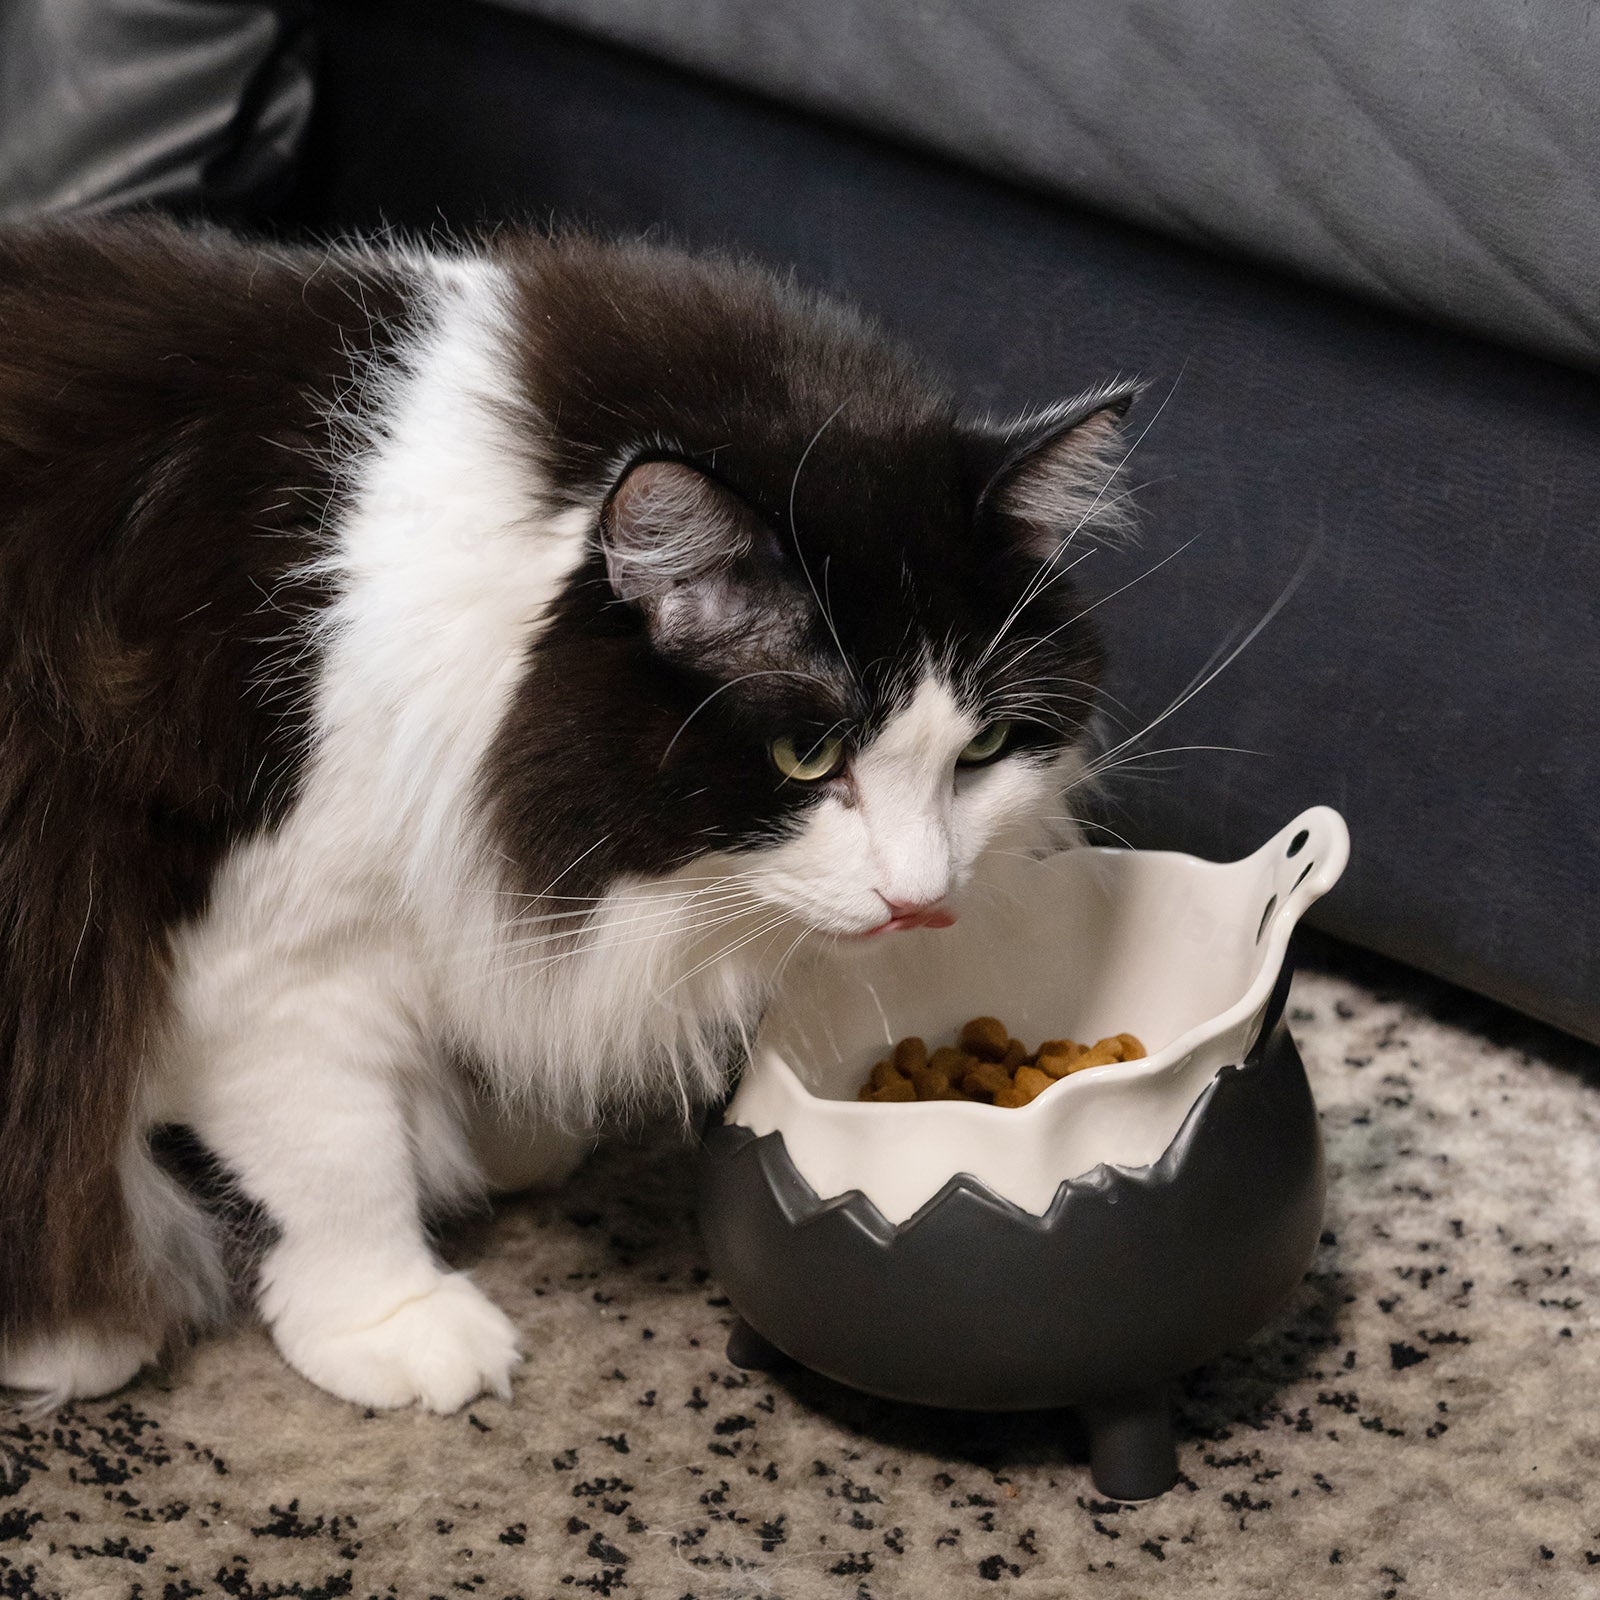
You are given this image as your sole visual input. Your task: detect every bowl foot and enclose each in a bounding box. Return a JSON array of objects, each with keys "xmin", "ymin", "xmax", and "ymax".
[
  {"xmin": 725, "ymin": 1317, "xmax": 792, "ymax": 1374},
  {"xmin": 1082, "ymin": 1386, "xmax": 1177, "ymax": 1501}
]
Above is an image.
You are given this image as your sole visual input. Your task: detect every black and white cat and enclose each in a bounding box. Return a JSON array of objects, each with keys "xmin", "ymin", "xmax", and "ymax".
[{"xmin": 0, "ymin": 219, "xmax": 1132, "ymax": 1411}]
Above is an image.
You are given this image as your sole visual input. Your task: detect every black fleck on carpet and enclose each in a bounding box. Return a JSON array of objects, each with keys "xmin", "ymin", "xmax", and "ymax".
[{"xmin": 4, "ymin": 943, "xmax": 1598, "ymax": 1598}]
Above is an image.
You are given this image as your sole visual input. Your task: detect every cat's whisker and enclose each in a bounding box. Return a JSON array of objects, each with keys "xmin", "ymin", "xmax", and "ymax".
[
  {"xmin": 1074, "ymin": 743, "xmax": 1265, "ymax": 787},
  {"xmin": 989, "ymin": 688, "xmax": 1100, "ymax": 713},
  {"xmin": 482, "ymin": 860, "xmax": 764, "ymax": 894},
  {"xmin": 786, "ymin": 398, "xmax": 859, "ymax": 687},
  {"xmin": 994, "ymin": 672, "xmax": 1104, "ymax": 694},
  {"xmin": 468, "ymin": 882, "xmax": 769, "ymax": 960},
  {"xmin": 451, "ymin": 870, "xmax": 768, "ymax": 940},
  {"xmin": 490, "ymin": 899, "xmax": 770, "ymax": 986},
  {"xmin": 976, "ymin": 545, "xmax": 1100, "ymax": 672},
  {"xmin": 979, "ymin": 480, "xmax": 1128, "ymax": 669},
  {"xmin": 505, "ymin": 877, "xmax": 764, "ymax": 918},
  {"xmin": 445, "ymin": 884, "xmax": 776, "ymax": 973},
  {"xmin": 998, "ymin": 478, "xmax": 1163, "ymax": 631},
  {"xmin": 655, "ymin": 909, "xmax": 798, "ymax": 998},
  {"xmin": 490, "ymin": 911, "xmax": 760, "ymax": 966},
  {"xmin": 992, "ymin": 475, "xmax": 1156, "ymax": 644},
  {"xmin": 496, "ymin": 914, "xmax": 763, "ymax": 984},
  {"xmin": 768, "ymin": 921, "xmax": 816, "ymax": 989},
  {"xmin": 1075, "ymin": 766, "xmax": 1174, "ymax": 786},
  {"xmin": 491, "ymin": 888, "xmax": 768, "ymax": 955},
  {"xmin": 519, "ymin": 910, "xmax": 773, "ymax": 997},
  {"xmin": 987, "ymin": 701, "xmax": 1083, "ymax": 721},
  {"xmin": 537, "ymin": 833, "xmax": 613, "ymax": 896},
  {"xmin": 993, "ymin": 680, "xmax": 1108, "ymax": 713},
  {"xmin": 750, "ymin": 920, "xmax": 818, "ymax": 1012},
  {"xmin": 977, "ymin": 374, "xmax": 1182, "ymax": 667},
  {"xmin": 986, "ymin": 698, "xmax": 1094, "ymax": 726},
  {"xmin": 1060, "ymin": 549, "xmax": 1317, "ymax": 801},
  {"xmin": 1038, "ymin": 816, "xmax": 1140, "ymax": 850},
  {"xmin": 997, "ymin": 532, "xmax": 1202, "ymax": 681},
  {"xmin": 438, "ymin": 896, "xmax": 760, "ymax": 969},
  {"xmin": 471, "ymin": 871, "xmax": 762, "ymax": 904}
]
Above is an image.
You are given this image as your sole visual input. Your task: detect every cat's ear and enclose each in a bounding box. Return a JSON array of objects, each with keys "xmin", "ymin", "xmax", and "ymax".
[
  {"xmin": 600, "ymin": 457, "xmax": 782, "ymax": 649},
  {"xmin": 968, "ymin": 383, "xmax": 1139, "ymax": 560}
]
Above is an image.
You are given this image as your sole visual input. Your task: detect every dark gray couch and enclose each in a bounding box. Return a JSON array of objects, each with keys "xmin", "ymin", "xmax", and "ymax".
[
  {"xmin": 6, "ymin": 0, "xmax": 1597, "ymax": 1040},
  {"xmin": 498, "ymin": 0, "xmax": 1600, "ymax": 377}
]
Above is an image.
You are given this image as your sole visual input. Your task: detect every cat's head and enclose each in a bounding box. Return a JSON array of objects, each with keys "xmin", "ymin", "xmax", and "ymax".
[{"xmin": 485, "ymin": 239, "xmax": 1135, "ymax": 947}]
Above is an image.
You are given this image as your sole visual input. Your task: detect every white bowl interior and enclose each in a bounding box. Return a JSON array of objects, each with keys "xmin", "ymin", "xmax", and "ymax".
[
  {"xmin": 767, "ymin": 836, "xmax": 1295, "ymax": 1094},
  {"xmin": 726, "ymin": 807, "xmax": 1349, "ymax": 1223}
]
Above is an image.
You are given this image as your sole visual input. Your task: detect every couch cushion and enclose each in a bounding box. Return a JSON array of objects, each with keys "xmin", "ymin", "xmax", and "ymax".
[
  {"xmin": 0, "ymin": 0, "xmax": 314, "ymax": 222},
  {"xmin": 495, "ymin": 0, "xmax": 1600, "ymax": 375}
]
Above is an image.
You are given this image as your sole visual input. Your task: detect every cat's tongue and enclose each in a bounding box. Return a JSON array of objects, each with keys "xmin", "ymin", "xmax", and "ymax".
[{"xmin": 870, "ymin": 906, "xmax": 958, "ymax": 935}]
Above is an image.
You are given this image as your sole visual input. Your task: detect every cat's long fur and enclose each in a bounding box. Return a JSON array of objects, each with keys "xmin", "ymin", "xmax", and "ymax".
[{"xmin": 0, "ymin": 218, "xmax": 1131, "ymax": 1408}]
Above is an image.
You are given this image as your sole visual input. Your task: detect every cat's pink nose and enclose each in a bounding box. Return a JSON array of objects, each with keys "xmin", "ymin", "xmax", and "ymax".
[{"xmin": 877, "ymin": 896, "xmax": 957, "ymax": 932}]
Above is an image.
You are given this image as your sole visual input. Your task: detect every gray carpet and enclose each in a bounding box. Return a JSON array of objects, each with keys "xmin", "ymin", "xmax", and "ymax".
[{"xmin": 4, "ymin": 941, "xmax": 1598, "ymax": 1598}]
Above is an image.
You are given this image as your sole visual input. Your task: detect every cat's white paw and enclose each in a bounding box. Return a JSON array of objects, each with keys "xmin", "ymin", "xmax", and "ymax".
[{"xmin": 273, "ymin": 1273, "xmax": 521, "ymax": 1412}]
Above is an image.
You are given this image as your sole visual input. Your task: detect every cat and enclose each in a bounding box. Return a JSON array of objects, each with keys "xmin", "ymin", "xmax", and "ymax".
[{"xmin": 0, "ymin": 217, "xmax": 1132, "ymax": 1411}]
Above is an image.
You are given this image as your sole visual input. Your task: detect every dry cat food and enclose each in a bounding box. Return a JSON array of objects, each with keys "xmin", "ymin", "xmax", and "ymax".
[{"xmin": 856, "ymin": 1016, "xmax": 1146, "ymax": 1107}]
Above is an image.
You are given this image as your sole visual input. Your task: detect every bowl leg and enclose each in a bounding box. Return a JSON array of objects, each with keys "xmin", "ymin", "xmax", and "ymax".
[
  {"xmin": 1081, "ymin": 1386, "xmax": 1178, "ymax": 1501},
  {"xmin": 725, "ymin": 1316, "xmax": 792, "ymax": 1373}
]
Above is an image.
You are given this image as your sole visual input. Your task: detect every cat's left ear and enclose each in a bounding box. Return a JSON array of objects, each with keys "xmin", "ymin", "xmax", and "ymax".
[{"xmin": 966, "ymin": 382, "xmax": 1140, "ymax": 559}]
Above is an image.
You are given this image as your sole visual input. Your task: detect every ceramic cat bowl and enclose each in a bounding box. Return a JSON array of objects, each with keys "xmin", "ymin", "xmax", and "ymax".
[{"xmin": 699, "ymin": 807, "xmax": 1349, "ymax": 1500}]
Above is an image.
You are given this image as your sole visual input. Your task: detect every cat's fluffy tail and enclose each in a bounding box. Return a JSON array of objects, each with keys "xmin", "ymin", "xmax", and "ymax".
[{"xmin": 0, "ymin": 1133, "xmax": 228, "ymax": 1408}]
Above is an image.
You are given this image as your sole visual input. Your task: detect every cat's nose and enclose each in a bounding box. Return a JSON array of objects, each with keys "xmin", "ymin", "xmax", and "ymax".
[{"xmin": 877, "ymin": 896, "xmax": 957, "ymax": 932}]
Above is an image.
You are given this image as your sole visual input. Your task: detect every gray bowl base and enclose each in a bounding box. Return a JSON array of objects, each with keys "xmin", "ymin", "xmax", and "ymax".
[{"xmin": 700, "ymin": 963, "xmax": 1321, "ymax": 1503}]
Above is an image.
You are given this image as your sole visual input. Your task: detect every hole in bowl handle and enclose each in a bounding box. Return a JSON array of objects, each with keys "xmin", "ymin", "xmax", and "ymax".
[{"xmin": 1256, "ymin": 807, "xmax": 1350, "ymax": 910}]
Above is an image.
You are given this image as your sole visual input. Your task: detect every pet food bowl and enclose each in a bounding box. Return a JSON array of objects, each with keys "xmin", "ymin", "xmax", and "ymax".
[{"xmin": 699, "ymin": 807, "xmax": 1349, "ymax": 1500}]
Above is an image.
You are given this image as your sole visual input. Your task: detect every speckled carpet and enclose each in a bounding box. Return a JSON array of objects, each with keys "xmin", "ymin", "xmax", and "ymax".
[{"xmin": 4, "ymin": 937, "xmax": 1598, "ymax": 1599}]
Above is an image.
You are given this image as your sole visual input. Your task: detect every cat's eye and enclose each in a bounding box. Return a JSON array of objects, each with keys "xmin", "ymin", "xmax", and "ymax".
[
  {"xmin": 770, "ymin": 733, "xmax": 846, "ymax": 783},
  {"xmin": 957, "ymin": 720, "xmax": 1013, "ymax": 766}
]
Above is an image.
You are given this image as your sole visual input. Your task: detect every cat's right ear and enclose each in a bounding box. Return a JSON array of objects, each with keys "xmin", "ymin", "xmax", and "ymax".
[
  {"xmin": 965, "ymin": 383, "xmax": 1140, "ymax": 560},
  {"xmin": 600, "ymin": 458, "xmax": 781, "ymax": 652}
]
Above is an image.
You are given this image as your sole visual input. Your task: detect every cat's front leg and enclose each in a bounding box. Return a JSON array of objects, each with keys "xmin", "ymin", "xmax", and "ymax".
[{"xmin": 182, "ymin": 965, "xmax": 520, "ymax": 1412}]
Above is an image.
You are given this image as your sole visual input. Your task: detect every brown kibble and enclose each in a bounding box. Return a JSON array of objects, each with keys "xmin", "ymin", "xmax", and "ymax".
[
  {"xmin": 867, "ymin": 1059, "xmax": 902, "ymax": 1091},
  {"xmin": 994, "ymin": 1066, "xmax": 1053, "ymax": 1108},
  {"xmin": 892, "ymin": 1036, "xmax": 927, "ymax": 1074},
  {"xmin": 1071, "ymin": 1041, "xmax": 1120, "ymax": 1070},
  {"xmin": 1072, "ymin": 1036, "xmax": 1138, "ymax": 1071},
  {"xmin": 958, "ymin": 1016, "xmax": 1010, "ymax": 1061},
  {"xmin": 865, "ymin": 1075, "xmax": 917, "ymax": 1102},
  {"xmin": 856, "ymin": 1017, "xmax": 1144, "ymax": 1105},
  {"xmin": 1036, "ymin": 1044, "xmax": 1086, "ymax": 1078},
  {"xmin": 907, "ymin": 1061, "xmax": 954, "ymax": 1100},
  {"xmin": 960, "ymin": 1060, "xmax": 1013, "ymax": 1100},
  {"xmin": 1009, "ymin": 1066, "xmax": 1054, "ymax": 1104},
  {"xmin": 859, "ymin": 1059, "xmax": 916, "ymax": 1102},
  {"xmin": 1061, "ymin": 1033, "xmax": 1147, "ymax": 1073}
]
